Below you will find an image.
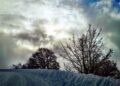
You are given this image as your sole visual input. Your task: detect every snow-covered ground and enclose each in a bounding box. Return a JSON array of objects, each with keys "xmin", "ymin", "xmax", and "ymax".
[{"xmin": 0, "ymin": 69, "xmax": 120, "ymax": 86}]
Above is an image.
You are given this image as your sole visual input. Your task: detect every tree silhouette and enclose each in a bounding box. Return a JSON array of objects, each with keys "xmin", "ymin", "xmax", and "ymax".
[
  {"xmin": 14, "ymin": 48, "xmax": 59, "ymax": 70},
  {"xmin": 13, "ymin": 63, "xmax": 22, "ymax": 69},
  {"xmin": 60, "ymin": 25, "xmax": 120, "ymax": 78}
]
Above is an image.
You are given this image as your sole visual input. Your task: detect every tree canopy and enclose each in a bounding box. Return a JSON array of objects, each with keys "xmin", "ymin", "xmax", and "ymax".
[{"xmin": 13, "ymin": 48, "xmax": 59, "ymax": 70}]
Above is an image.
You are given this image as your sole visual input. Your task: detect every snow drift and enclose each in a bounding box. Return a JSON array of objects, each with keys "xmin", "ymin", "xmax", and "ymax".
[{"xmin": 0, "ymin": 69, "xmax": 120, "ymax": 86}]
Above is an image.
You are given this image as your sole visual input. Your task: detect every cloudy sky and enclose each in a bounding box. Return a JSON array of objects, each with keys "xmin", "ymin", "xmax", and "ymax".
[{"xmin": 0, "ymin": 0, "xmax": 120, "ymax": 69}]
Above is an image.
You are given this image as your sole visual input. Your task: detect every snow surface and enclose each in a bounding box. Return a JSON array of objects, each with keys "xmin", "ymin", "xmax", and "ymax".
[{"xmin": 0, "ymin": 69, "xmax": 120, "ymax": 86}]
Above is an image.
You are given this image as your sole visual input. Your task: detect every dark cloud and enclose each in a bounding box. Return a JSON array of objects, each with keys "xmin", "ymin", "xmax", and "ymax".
[
  {"xmin": 16, "ymin": 32, "xmax": 40, "ymax": 43},
  {"xmin": 90, "ymin": 13, "xmax": 120, "ymax": 49},
  {"xmin": 14, "ymin": 19, "xmax": 54, "ymax": 46},
  {"xmin": 0, "ymin": 14, "xmax": 26, "ymax": 21},
  {"xmin": 110, "ymin": 33, "xmax": 120, "ymax": 49},
  {"xmin": 0, "ymin": 14, "xmax": 27, "ymax": 29},
  {"xmin": 15, "ymin": 29, "xmax": 47, "ymax": 45}
]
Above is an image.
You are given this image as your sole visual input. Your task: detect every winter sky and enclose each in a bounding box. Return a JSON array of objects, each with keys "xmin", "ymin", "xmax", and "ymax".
[{"xmin": 0, "ymin": 0, "xmax": 120, "ymax": 68}]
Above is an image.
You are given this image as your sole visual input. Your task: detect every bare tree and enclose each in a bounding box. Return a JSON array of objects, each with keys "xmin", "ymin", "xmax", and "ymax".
[{"xmin": 60, "ymin": 25, "xmax": 119, "ymax": 78}]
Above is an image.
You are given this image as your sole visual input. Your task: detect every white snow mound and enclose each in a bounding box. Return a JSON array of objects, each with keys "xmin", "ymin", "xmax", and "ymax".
[{"xmin": 0, "ymin": 69, "xmax": 120, "ymax": 86}]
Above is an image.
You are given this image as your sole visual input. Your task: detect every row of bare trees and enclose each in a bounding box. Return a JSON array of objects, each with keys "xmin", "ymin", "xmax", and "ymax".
[{"xmin": 13, "ymin": 25, "xmax": 120, "ymax": 79}]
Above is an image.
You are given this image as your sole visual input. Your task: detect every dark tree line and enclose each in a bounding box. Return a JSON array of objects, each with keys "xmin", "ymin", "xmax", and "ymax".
[{"xmin": 13, "ymin": 25, "xmax": 120, "ymax": 79}]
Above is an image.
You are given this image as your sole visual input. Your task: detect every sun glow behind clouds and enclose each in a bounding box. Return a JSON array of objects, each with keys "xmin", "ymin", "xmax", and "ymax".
[
  {"xmin": 0, "ymin": 0, "xmax": 88, "ymax": 41},
  {"xmin": 0, "ymin": 0, "xmax": 89, "ymax": 67},
  {"xmin": 39, "ymin": 6, "xmax": 87, "ymax": 39},
  {"xmin": 13, "ymin": 0, "xmax": 88, "ymax": 40}
]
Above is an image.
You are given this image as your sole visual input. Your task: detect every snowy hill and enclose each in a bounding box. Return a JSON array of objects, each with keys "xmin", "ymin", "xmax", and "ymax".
[{"xmin": 0, "ymin": 69, "xmax": 120, "ymax": 86}]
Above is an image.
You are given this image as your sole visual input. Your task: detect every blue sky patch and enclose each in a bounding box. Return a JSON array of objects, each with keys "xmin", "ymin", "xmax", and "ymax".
[{"xmin": 112, "ymin": 0, "xmax": 120, "ymax": 13}]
